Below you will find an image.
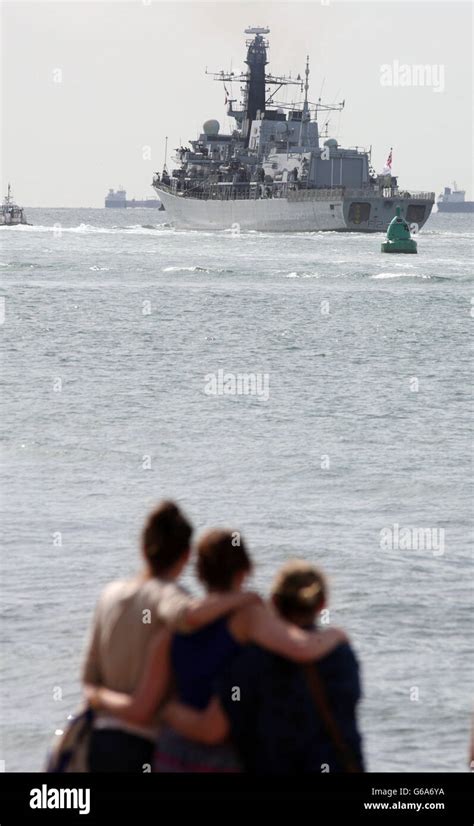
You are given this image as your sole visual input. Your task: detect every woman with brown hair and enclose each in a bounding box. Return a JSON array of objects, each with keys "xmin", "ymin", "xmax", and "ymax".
[
  {"xmin": 160, "ymin": 559, "xmax": 364, "ymax": 773},
  {"xmin": 82, "ymin": 502, "xmax": 258, "ymax": 772},
  {"xmin": 87, "ymin": 534, "xmax": 344, "ymax": 771}
]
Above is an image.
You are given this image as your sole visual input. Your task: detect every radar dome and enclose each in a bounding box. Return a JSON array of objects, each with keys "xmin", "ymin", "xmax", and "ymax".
[
  {"xmin": 324, "ymin": 138, "xmax": 338, "ymax": 148},
  {"xmin": 203, "ymin": 119, "xmax": 220, "ymax": 136}
]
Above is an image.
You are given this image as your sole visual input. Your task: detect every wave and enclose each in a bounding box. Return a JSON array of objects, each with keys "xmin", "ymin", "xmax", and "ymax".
[
  {"xmin": 162, "ymin": 265, "xmax": 234, "ymax": 274},
  {"xmin": 370, "ymin": 272, "xmax": 447, "ymax": 281},
  {"xmin": 0, "ymin": 261, "xmax": 35, "ymax": 269},
  {"xmin": 285, "ymin": 271, "xmax": 321, "ymax": 278},
  {"xmin": 162, "ymin": 265, "xmax": 207, "ymax": 273},
  {"xmin": 422, "ymin": 229, "xmax": 474, "ymax": 240},
  {"xmin": 2, "ymin": 223, "xmax": 171, "ymax": 236}
]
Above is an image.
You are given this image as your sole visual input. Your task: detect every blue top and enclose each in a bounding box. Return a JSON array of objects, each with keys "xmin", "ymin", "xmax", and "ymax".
[
  {"xmin": 170, "ymin": 618, "xmax": 242, "ymax": 710},
  {"xmin": 217, "ymin": 640, "xmax": 364, "ymax": 773}
]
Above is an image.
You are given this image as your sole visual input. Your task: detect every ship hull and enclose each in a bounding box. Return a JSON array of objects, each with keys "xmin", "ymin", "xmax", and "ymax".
[
  {"xmin": 155, "ymin": 187, "xmax": 433, "ymax": 232},
  {"xmin": 105, "ymin": 200, "xmax": 163, "ymax": 209},
  {"xmin": 0, "ymin": 215, "xmax": 28, "ymax": 226},
  {"xmin": 437, "ymin": 202, "xmax": 474, "ymax": 213}
]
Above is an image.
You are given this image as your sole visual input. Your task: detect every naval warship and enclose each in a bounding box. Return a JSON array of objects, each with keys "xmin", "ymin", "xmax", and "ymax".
[{"xmin": 152, "ymin": 27, "xmax": 434, "ymax": 233}]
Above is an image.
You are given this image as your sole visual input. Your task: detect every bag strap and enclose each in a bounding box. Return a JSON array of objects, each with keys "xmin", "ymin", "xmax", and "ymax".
[{"xmin": 302, "ymin": 663, "xmax": 361, "ymax": 773}]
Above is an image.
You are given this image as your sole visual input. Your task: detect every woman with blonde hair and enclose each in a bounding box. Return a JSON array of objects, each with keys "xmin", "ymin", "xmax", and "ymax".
[{"xmin": 161, "ymin": 559, "xmax": 365, "ymax": 773}]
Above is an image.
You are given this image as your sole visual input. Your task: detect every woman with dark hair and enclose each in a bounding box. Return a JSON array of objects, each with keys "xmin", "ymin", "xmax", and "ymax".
[
  {"xmin": 87, "ymin": 535, "xmax": 344, "ymax": 772},
  {"xmin": 82, "ymin": 503, "xmax": 258, "ymax": 772}
]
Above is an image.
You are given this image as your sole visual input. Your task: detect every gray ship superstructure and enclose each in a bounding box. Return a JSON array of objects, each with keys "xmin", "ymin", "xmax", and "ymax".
[{"xmin": 153, "ymin": 27, "xmax": 434, "ymax": 232}]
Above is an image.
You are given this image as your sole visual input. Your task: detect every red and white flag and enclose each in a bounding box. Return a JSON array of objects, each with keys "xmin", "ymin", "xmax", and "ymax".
[{"xmin": 383, "ymin": 148, "xmax": 393, "ymax": 174}]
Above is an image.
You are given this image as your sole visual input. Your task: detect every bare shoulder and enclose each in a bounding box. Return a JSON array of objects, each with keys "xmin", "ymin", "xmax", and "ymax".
[
  {"xmin": 99, "ymin": 578, "xmax": 128, "ymax": 603},
  {"xmin": 313, "ymin": 626, "xmax": 350, "ymax": 658},
  {"xmin": 328, "ymin": 626, "xmax": 350, "ymax": 645},
  {"xmin": 103, "ymin": 577, "xmax": 138, "ymax": 599}
]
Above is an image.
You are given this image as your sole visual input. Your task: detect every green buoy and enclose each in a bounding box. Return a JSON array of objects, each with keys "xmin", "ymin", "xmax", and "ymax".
[{"xmin": 381, "ymin": 207, "xmax": 417, "ymax": 253}]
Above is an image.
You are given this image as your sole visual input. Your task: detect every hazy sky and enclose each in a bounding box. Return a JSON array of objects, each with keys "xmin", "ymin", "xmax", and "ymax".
[{"xmin": 2, "ymin": 0, "xmax": 472, "ymax": 206}]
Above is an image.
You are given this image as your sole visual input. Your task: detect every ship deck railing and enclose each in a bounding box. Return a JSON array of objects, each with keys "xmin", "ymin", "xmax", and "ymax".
[
  {"xmin": 346, "ymin": 188, "xmax": 435, "ymax": 201},
  {"xmin": 155, "ymin": 181, "xmax": 344, "ymax": 201},
  {"xmin": 154, "ymin": 179, "xmax": 435, "ymax": 203}
]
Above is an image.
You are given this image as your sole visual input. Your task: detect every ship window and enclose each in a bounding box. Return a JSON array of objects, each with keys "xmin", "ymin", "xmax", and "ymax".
[
  {"xmin": 384, "ymin": 200, "xmax": 393, "ymax": 207},
  {"xmin": 330, "ymin": 204, "xmax": 335, "ymax": 210},
  {"xmin": 348, "ymin": 202, "xmax": 371, "ymax": 223},
  {"xmin": 406, "ymin": 204, "xmax": 426, "ymax": 224}
]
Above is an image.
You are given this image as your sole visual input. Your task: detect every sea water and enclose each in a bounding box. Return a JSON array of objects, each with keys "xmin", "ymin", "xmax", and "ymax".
[{"xmin": 1, "ymin": 208, "xmax": 472, "ymax": 771}]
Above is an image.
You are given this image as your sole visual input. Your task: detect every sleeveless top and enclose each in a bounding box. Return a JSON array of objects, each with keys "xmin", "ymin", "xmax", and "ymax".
[
  {"xmin": 155, "ymin": 617, "xmax": 243, "ymax": 772},
  {"xmin": 170, "ymin": 616, "xmax": 242, "ymax": 709}
]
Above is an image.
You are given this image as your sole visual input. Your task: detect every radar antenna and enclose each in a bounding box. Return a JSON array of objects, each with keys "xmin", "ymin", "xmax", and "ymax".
[{"xmin": 244, "ymin": 26, "xmax": 270, "ymax": 36}]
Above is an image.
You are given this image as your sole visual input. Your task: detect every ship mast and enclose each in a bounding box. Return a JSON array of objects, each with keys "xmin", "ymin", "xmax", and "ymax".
[
  {"xmin": 303, "ymin": 55, "xmax": 310, "ymax": 115},
  {"xmin": 206, "ymin": 27, "xmax": 302, "ymax": 147},
  {"xmin": 299, "ymin": 55, "xmax": 310, "ymax": 145}
]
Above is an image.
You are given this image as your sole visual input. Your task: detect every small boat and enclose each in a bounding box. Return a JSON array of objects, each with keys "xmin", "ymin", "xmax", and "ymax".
[{"xmin": 0, "ymin": 184, "xmax": 28, "ymax": 226}]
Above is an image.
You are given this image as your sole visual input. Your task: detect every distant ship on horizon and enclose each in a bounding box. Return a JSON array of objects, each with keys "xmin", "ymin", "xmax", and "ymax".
[
  {"xmin": 105, "ymin": 188, "xmax": 163, "ymax": 209},
  {"xmin": 436, "ymin": 184, "xmax": 474, "ymax": 213}
]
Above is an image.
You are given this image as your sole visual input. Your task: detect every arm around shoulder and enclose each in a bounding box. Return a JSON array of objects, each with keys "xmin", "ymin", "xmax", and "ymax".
[
  {"xmin": 233, "ymin": 603, "xmax": 349, "ymax": 663},
  {"xmin": 161, "ymin": 697, "xmax": 229, "ymax": 745},
  {"xmin": 180, "ymin": 591, "xmax": 262, "ymax": 632}
]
